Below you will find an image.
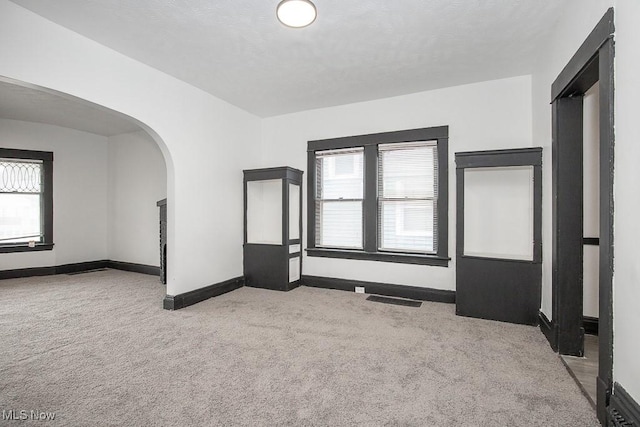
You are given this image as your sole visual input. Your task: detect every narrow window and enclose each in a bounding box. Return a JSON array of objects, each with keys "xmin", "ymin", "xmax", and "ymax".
[
  {"xmin": 378, "ymin": 141, "xmax": 438, "ymax": 254},
  {"xmin": 0, "ymin": 149, "xmax": 53, "ymax": 253},
  {"xmin": 315, "ymin": 148, "xmax": 364, "ymax": 249}
]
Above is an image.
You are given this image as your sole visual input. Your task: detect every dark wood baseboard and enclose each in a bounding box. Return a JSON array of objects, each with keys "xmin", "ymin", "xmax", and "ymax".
[
  {"xmin": 163, "ymin": 276, "xmax": 244, "ymax": 310},
  {"xmin": 0, "ymin": 260, "xmax": 160, "ymax": 280},
  {"xmin": 608, "ymin": 383, "xmax": 640, "ymax": 427},
  {"xmin": 301, "ymin": 275, "xmax": 455, "ymax": 303},
  {"xmin": 106, "ymin": 261, "xmax": 160, "ymax": 276},
  {"xmin": 583, "ymin": 316, "xmax": 599, "ymax": 336},
  {"xmin": 0, "ymin": 265, "xmax": 55, "ymax": 280},
  {"xmin": 539, "ymin": 310, "xmax": 558, "ymax": 351}
]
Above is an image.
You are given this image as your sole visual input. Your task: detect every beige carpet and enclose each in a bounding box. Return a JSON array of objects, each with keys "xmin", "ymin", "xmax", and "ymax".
[{"xmin": 0, "ymin": 270, "xmax": 598, "ymax": 426}]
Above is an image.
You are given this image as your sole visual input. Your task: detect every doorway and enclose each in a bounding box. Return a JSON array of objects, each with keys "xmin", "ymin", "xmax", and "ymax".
[{"xmin": 548, "ymin": 8, "xmax": 614, "ymax": 424}]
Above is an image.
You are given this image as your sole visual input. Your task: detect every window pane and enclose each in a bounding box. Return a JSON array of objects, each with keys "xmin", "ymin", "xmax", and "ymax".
[
  {"xmin": 316, "ymin": 149, "xmax": 364, "ymax": 200},
  {"xmin": 0, "ymin": 160, "xmax": 42, "ymax": 192},
  {"xmin": 316, "ymin": 201, "xmax": 362, "ymax": 249},
  {"xmin": 379, "ymin": 200, "xmax": 434, "ymax": 253},
  {"xmin": 379, "ymin": 143, "xmax": 436, "ymax": 199},
  {"xmin": 0, "ymin": 193, "xmax": 42, "ymax": 243}
]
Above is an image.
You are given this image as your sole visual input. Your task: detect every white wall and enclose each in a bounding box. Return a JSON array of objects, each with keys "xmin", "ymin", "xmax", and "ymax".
[
  {"xmin": 0, "ymin": 0, "xmax": 262, "ymax": 295},
  {"xmin": 0, "ymin": 119, "xmax": 108, "ymax": 270},
  {"xmin": 583, "ymin": 84, "xmax": 600, "ymax": 319},
  {"xmin": 530, "ymin": 0, "xmax": 613, "ymax": 319},
  {"xmin": 612, "ymin": 0, "xmax": 640, "ymax": 405},
  {"xmin": 107, "ymin": 130, "xmax": 166, "ymax": 266},
  {"xmin": 261, "ymin": 75, "xmax": 533, "ymax": 290}
]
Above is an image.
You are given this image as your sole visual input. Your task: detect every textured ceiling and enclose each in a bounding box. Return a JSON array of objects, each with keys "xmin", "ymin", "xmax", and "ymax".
[
  {"xmin": 9, "ymin": 0, "xmax": 566, "ymax": 117},
  {"xmin": 0, "ymin": 80, "xmax": 141, "ymax": 136}
]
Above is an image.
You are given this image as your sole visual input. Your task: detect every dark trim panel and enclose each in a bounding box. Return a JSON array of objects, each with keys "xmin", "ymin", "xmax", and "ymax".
[
  {"xmin": 0, "ymin": 260, "xmax": 107, "ymax": 280},
  {"xmin": 107, "ymin": 261, "xmax": 160, "ymax": 276},
  {"xmin": 549, "ymin": 8, "xmax": 615, "ymax": 424},
  {"xmin": 0, "ymin": 260, "xmax": 160, "ymax": 280},
  {"xmin": 538, "ymin": 311, "xmax": 558, "ymax": 351},
  {"xmin": 163, "ymin": 276, "xmax": 244, "ymax": 310},
  {"xmin": 551, "ymin": 8, "xmax": 614, "ymax": 100},
  {"xmin": 455, "ymin": 148, "xmax": 543, "ymax": 326},
  {"xmin": 583, "ymin": 316, "xmax": 599, "ymax": 336},
  {"xmin": 0, "ymin": 243, "xmax": 54, "ymax": 253},
  {"xmin": 0, "ymin": 148, "xmax": 53, "ymax": 161},
  {"xmin": 308, "ymin": 126, "xmax": 449, "ymax": 151},
  {"xmin": 552, "ymin": 96, "xmax": 585, "ymax": 357},
  {"xmin": 609, "ymin": 383, "xmax": 640, "ymax": 427},
  {"xmin": 58, "ymin": 260, "xmax": 109, "ymax": 275},
  {"xmin": 583, "ymin": 237, "xmax": 600, "ymax": 246},
  {"xmin": 455, "ymin": 147, "xmax": 543, "ymax": 168},
  {"xmin": 302, "ymin": 275, "xmax": 455, "ymax": 303},
  {"xmin": 0, "ymin": 266, "xmax": 55, "ymax": 280},
  {"xmin": 306, "ymin": 248, "xmax": 450, "ymax": 266}
]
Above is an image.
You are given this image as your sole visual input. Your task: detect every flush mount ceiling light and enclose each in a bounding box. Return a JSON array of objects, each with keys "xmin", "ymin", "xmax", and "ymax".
[{"xmin": 277, "ymin": 0, "xmax": 317, "ymax": 28}]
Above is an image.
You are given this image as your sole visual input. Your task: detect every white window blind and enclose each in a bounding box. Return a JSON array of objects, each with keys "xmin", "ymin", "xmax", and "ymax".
[
  {"xmin": 0, "ymin": 159, "xmax": 43, "ymax": 244},
  {"xmin": 378, "ymin": 141, "xmax": 437, "ymax": 253},
  {"xmin": 315, "ymin": 148, "xmax": 364, "ymax": 249}
]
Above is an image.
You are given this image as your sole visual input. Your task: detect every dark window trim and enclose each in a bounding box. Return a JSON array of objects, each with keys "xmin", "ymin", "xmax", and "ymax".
[
  {"xmin": 307, "ymin": 126, "xmax": 449, "ymax": 266},
  {"xmin": 0, "ymin": 148, "xmax": 54, "ymax": 254}
]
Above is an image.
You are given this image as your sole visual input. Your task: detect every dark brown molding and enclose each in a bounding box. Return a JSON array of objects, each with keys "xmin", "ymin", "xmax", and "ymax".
[
  {"xmin": 302, "ymin": 275, "xmax": 455, "ymax": 303},
  {"xmin": 163, "ymin": 276, "xmax": 244, "ymax": 310},
  {"xmin": 538, "ymin": 311, "xmax": 558, "ymax": 351},
  {"xmin": 0, "ymin": 260, "xmax": 160, "ymax": 280},
  {"xmin": 609, "ymin": 383, "xmax": 640, "ymax": 427}
]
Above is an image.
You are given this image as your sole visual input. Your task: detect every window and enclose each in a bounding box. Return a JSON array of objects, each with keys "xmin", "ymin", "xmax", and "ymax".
[
  {"xmin": 307, "ymin": 126, "xmax": 449, "ymax": 266},
  {"xmin": 378, "ymin": 142, "xmax": 437, "ymax": 253},
  {"xmin": 0, "ymin": 148, "xmax": 53, "ymax": 253},
  {"xmin": 315, "ymin": 148, "xmax": 364, "ymax": 249}
]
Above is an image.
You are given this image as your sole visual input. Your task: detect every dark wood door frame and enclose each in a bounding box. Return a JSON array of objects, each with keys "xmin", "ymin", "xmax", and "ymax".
[{"xmin": 548, "ymin": 8, "xmax": 614, "ymax": 424}]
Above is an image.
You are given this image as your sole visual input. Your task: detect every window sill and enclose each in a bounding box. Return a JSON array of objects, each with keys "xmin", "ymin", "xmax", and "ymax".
[
  {"xmin": 306, "ymin": 248, "xmax": 450, "ymax": 266},
  {"xmin": 0, "ymin": 243, "xmax": 54, "ymax": 254}
]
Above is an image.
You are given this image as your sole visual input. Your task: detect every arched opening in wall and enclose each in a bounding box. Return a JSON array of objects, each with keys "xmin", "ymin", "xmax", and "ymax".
[{"xmin": 0, "ymin": 77, "xmax": 171, "ymax": 295}]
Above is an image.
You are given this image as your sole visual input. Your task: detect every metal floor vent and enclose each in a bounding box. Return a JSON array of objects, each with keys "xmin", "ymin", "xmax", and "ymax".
[
  {"xmin": 366, "ymin": 295, "xmax": 422, "ymax": 307},
  {"xmin": 609, "ymin": 407, "xmax": 634, "ymax": 427},
  {"xmin": 67, "ymin": 268, "xmax": 109, "ymax": 276}
]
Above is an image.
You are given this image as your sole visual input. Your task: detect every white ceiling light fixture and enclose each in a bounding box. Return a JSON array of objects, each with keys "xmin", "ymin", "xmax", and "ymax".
[{"xmin": 277, "ymin": 0, "xmax": 317, "ymax": 28}]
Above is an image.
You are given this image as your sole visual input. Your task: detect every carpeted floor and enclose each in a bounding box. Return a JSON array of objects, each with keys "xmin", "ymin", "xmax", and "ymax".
[{"xmin": 0, "ymin": 270, "xmax": 598, "ymax": 426}]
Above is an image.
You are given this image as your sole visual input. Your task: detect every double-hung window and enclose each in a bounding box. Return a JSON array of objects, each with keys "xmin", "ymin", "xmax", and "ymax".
[
  {"xmin": 307, "ymin": 126, "xmax": 449, "ymax": 266},
  {"xmin": 315, "ymin": 148, "xmax": 364, "ymax": 249},
  {"xmin": 378, "ymin": 141, "xmax": 438, "ymax": 254},
  {"xmin": 0, "ymin": 148, "xmax": 53, "ymax": 253}
]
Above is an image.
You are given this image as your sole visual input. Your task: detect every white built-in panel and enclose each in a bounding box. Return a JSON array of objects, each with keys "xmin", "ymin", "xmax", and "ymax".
[
  {"xmin": 289, "ymin": 183, "xmax": 300, "ymax": 240},
  {"xmin": 289, "ymin": 244, "xmax": 301, "ymax": 254},
  {"xmin": 289, "ymin": 256, "xmax": 300, "ymax": 282},
  {"xmin": 583, "ymin": 82, "xmax": 600, "ymax": 318},
  {"xmin": 464, "ymin": 166, "xmax": 534, "ymax": 261},
  {"xmin": 246, "ymin": 179, "xmax": 282, "ymax": 245},
  {"xmin": 583, "ymin": 245, "xmax": 599, "ymax": 318}
]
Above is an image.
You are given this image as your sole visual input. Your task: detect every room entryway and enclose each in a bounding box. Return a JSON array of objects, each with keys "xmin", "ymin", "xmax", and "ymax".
[{"xmin": 547, "ymin": 8, "xmax": 615, "ymax": 424}]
